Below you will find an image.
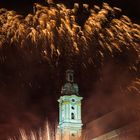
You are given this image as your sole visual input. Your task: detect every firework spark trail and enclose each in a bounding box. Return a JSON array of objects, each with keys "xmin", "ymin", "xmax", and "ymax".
[
  {"xmin": 9, "ymin": 121, "xmax": 56, "ymax": 140},
  {"xmin": 0, "ymin": 2, "xmax": 139, "ymax": 92},
  {"xmin": 9, "ymin": 121, "xmax": 84, "ymax": 140}
]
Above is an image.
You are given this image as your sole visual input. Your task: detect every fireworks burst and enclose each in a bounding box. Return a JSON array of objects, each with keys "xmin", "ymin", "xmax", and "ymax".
[
  {"xmin": 9, "ymin": 122, "xmax": 56, "ymax": 140},
  {"xmin": 0, "ymin": 2, "xmax": 139, "ymax": 94},
  {"xmin": 0, "ymin": 3, "xmax": 139, "ymax": 65}
]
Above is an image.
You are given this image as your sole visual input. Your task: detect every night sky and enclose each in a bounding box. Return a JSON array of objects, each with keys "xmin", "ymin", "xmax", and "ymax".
[
  {"xmin": 0, "ymin": 0, "xmax": 140, "ymax": 139},
  {"xmin": 0, "ymin": 0, "xmax": 140, "ymax": 24}
]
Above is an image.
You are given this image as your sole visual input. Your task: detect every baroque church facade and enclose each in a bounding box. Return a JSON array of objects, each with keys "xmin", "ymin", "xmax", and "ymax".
[{"xmin": 57, "ymin": 70, "xmax": 83, "ymax": 140}]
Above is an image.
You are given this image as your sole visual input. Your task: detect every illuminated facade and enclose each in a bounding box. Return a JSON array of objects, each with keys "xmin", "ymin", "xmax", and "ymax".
[{"xmin": 57, "ymin": 70, "xmax": 83, "ymax": 140}]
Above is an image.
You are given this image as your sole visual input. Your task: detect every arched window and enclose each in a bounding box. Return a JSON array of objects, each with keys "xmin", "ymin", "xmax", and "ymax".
[
  {"xmin": 71, "ymin": 106, "xmax": 75, "ymax": 110},
  {"xmin": 69, "ymin": 74, "xmax": 73, "ymax": 81},
  {"xmin": 71, "ymin": 113, "xmax": 75, "ymax": 120},
  {"xmin": 72, "ymin": 133, "xmax": 75, "ymax": 136},
  {"xmin": 71, "ymin": 133, "xmax": 76, "ymax": 140}
]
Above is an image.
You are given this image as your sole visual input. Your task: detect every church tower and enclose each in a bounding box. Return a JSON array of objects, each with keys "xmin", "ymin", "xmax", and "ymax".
[{"xmin": 57, "ymin": 70, "xmax": 83, "ymax": 140}]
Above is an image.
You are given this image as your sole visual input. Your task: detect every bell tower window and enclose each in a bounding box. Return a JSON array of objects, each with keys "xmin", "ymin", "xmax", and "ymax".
[
  {"xmin": 71, "ymin": 113, "xmax": 75, "ymax": 120},
  {"xmin": 69, "ymin": 74, "xmax": 73, "ymax": 82},
  {"xmin": 66, "ymin": 70, "xmax": 74, "ymax": 82}
]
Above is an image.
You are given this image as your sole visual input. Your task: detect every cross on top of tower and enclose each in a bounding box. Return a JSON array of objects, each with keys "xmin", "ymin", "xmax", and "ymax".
[{"xmin": 61, "ymin": 69, "xmax": 79, "ymax": 95}]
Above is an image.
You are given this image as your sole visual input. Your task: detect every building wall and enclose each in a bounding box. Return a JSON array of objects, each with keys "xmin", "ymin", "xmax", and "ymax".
[
  {"xmin": 91, "ymin": 121, "xmax": 140, "ymax": 140},
  {"xmin": 83, "ymin": 107, "xmax": 140, "ymax": 140}
]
